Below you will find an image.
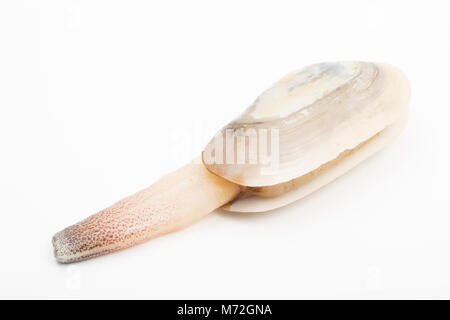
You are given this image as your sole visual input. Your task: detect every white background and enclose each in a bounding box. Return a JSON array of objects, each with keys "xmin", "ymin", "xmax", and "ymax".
[{"xmin": 0, "ymin": 0, "xmax": 449, "ymax": 299}]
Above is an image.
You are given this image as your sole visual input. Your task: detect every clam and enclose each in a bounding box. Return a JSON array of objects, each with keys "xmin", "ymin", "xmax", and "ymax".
[{"xmin": 53, "ymin": 61, "xmax": 410, "ymax": 263}]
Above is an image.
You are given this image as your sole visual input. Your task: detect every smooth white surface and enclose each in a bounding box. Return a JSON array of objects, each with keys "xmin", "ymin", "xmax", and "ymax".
[{"xmin": 0, "ymin": 0, "xmax": 449, "ymax": 299}]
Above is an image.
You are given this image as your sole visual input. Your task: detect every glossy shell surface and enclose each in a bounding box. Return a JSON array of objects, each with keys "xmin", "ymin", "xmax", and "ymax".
[{"xmin": 202, "ymin": 61, "xmax": 410, "ymax": 212}]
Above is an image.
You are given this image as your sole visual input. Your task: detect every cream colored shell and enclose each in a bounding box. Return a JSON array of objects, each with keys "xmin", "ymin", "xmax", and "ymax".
[{"xmin": 202, "ymin": 61, "xmax": 410, "ymax": 212}]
